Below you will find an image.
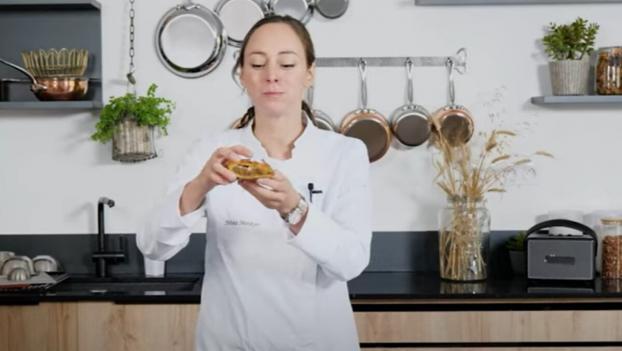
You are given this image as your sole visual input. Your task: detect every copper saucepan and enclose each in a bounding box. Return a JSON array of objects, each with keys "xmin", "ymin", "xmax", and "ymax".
[
  {"xmin": 340, "ymin": 59, "xmax": 392, "ymax": 162},
  {"xmin": 0, "ymin": 58, "xmax": 88, "ymax": 101},
  {"xmin": 430, "ymin": 56, "xmax": 473, "ymax": 147},
  {"xmin": 390, "ymin": 58, "xmax": 431, "ymax": 148}
]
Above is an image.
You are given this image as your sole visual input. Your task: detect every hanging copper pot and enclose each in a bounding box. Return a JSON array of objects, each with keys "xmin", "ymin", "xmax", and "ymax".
[
  {"xmin": 0, "ymin": 57, "xmax": 88, "ymax": 101},
  {"xmin": 340, "ymin": 59, "xmax": 392, "ymax": 162},
  {"xmin": 430, "ymin": 57, "xmax": 473, "ymax": 148}
]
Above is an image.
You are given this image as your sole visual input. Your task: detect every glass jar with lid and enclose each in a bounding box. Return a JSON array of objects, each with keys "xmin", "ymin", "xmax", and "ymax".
[
  {"xmin": 601, "ymin": 217, "xmax": 622, "ymax": 279},
  {"xmin": 595, "ymin": 46, "xmax": 622, "ymax": 95}
]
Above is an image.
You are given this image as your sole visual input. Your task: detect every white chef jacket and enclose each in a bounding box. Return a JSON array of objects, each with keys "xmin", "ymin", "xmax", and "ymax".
[{"xmin": 137, "ymin": 120, "xmax": 372, "ymax": 351}]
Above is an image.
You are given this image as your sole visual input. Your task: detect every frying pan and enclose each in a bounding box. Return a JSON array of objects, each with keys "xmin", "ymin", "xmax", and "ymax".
[
  {"xmin": 0, "ymin": 58, "xmax": 88, "ymax": 101},
  {"xmin": 430, "ymin": 58, "xmax": 473, "ymax": 147},
  {"xmin": 155, "ymin": 1, "xmax": 227, "ymax": 78},
  {"xmin": 390, "ymin": 58, "xmax": 431, "ymax": 148},
  {"xmin": 305, "ymin": 85, "xmax": 336, "ymax": 131},
  {"xmin": 340, "ymin": 60, "xmax": 392, "ymax": 162},
  {"xmin": 314, "ymin": 0, "xmax": 348, "ymax": 19},
  {"xmin": 268, "ymin": 0, "xmax": 314, "ymax": 24},
  {"xmin": 214, "ymin": 0, "xmax": 266, "ymax": 48}
]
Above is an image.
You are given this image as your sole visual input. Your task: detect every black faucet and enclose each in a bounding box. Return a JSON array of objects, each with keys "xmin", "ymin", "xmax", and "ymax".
[{"xmin": 92, "ymin": 197, "xmax": 126, "ymax": 277}]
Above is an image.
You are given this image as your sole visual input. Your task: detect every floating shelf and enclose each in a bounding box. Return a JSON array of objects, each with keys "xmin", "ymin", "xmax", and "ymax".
[
  {"xmin": 416, "ymin": 0, "xmax": 622, "ymax": 5},
  {"xmin": 531, "ymin": 95, "xmax": 622, "ymax": 105},
  {"xmin": 0, "ymin": 0, "xmax": 100, "ymax": 10},
  {"xmin": 0, "ymin": 101, "xmax": 102, "ymax": 110}
]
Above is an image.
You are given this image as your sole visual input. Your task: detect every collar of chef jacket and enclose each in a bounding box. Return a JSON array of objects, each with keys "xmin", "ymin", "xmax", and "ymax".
[{"xmin": 238, "ymin": 116, "xmax": 319, "ymax": 161}]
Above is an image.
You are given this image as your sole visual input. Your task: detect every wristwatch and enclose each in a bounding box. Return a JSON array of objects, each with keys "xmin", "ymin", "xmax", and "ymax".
[{"xmin": 281, "ymin": 194, "xmax": 308, "ymax": 226}]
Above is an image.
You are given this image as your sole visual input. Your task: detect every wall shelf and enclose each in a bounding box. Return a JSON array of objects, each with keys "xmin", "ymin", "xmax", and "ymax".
[
  {"xmin": 0, "ymin": 0, "xmax": 102, "ymax": 109},
  {"xmin": 0, "ymin": 101, "xmax": 102, "ymax": 110},
  {"xmin": 531, "ymin": 95, "xmax": 622, "ymax": 105},
  {"xmin": 416, "ymin": 0, "xmax": 622, "ymax": 5},
  {"xmin": 0, "ymin": 0, "xmax": 100, "ymax": 10}
]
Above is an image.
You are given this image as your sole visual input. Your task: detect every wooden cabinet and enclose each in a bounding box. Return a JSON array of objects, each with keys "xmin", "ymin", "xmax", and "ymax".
[
  {"xmin": 2, "ymin": 302, "xmax": 622, "ymax": 350},
  {"xmin": 0, "ymin": 303, "xmax": 198, "ymax": 351}
]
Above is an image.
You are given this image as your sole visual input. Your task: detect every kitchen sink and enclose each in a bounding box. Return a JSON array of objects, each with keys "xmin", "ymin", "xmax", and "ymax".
[{"xmin": 51, "ymin": 275, "xmax": 201, "ymax": 293}]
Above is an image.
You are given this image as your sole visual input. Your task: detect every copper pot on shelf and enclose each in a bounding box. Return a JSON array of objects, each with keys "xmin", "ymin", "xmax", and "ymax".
[{"xmin": 0, "ymin": 57, "xmax": 88, "ymax": 101}]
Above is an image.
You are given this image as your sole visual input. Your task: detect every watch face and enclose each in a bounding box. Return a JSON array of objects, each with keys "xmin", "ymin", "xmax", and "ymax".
[{"xmin": 288, "ymin": 210, "xmax": 303, "ymax": 225}]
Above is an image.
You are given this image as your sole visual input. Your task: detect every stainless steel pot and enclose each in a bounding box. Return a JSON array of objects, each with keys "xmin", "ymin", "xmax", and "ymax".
[
  {"xmin": 268, "ymin": 0, "xmax": 314, "ymax": 24},
  {"xmin": 340, "ymin": 60, "xmax": 392, "ymax": 162},
  {"xmin": 390, "ymin": 58, "xmax": 431, "ymax": 148},
  {"xmin": 155, "ymin": 1, "xmax": 228, "ymax": 78},
  {"xmin": 314, "ymin": 0, "xmax": 348, "ymax": 19},
  {"xmin": 214, "ymin": 0, "xmax": 266, "ymax": 48},
  {"xmin": 305, "ymin": 85, "xmax": 336, "ymax": 131},
  {"xmin": 0, "ymin": 58, "xmax": 88, "ymax": 101}
]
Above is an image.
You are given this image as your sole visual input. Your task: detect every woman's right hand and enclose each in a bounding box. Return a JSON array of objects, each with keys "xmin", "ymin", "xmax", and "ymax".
[
  {"xmin": 196, "ymin": 145, "xmax": 253, "ymax": 193},
  {"xmin": 180, "ymin": 145, "xmax": 252, "ymax": 215}
]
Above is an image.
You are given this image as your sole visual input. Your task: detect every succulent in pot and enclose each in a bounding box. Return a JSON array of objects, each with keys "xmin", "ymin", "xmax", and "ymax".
[
  {"xmin": 505, "ymin": 231, "xmax": 527, "ymax": 275},
  {"xmin": 542, "ymin": 17, "xmax": 599, "ymax": 95},
  {"xmin": 91, "ymin": 84, "xmax": 175, "ymax": 162}
]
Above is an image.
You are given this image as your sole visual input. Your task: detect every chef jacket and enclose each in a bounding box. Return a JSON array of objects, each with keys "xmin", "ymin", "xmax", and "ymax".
[{"xmin": 137, "ymin": 121, "xmax": 372, "ymax": 351}]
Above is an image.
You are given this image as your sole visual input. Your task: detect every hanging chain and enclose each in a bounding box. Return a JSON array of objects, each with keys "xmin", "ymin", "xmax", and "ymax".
[{"xmin": 126, "ymin": 0, "xmax": 137, "ymax": 90}]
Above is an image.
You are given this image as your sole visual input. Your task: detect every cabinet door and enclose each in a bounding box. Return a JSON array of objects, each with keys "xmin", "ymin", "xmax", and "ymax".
[
  {"xmin": 0, "ymin": 302, "xmax": 79, "ymax": 351},
  {"xmin": 77, "ymin": 302, "xmax": 199, "ymax": 351},
  {"xmin": 355, "ymin": 311, "xmax": 622, "ymax": 343}
]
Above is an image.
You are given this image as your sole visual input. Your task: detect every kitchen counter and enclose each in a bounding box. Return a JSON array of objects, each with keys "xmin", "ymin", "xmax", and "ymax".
[{"xmin": 3, "ymin": 272, "xmax": 622, "ymax": 308}]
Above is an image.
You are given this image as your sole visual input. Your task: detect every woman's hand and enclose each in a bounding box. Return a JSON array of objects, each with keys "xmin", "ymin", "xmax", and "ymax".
[
  {"xmin": 197, "ymin": 145, "xmax": 253, "ymax": 192},
  {"xmin": 180, "ymin": 145, "xmax": 252, "ymax": 215},
  {"xmin": 238, "ymin": 170, "xmax": 300, "ymax": 217}
]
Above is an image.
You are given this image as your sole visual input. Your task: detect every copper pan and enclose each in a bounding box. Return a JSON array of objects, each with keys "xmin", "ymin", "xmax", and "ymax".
[
  {"xmin": 340, "ymin": 59, "xmax": 391, "ymax": 162},
  {"xmin": 0, "ymin": 58, "xmax": 88, "ymax": 101},
  {"xmin": 430, "ymin": 57, "xmax": 473, "ymax": 147}
]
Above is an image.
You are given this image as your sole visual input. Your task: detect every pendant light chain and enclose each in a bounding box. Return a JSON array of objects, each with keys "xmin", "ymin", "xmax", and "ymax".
[{"xmin": 127, "ymin": 0, "xmax": 137, "ymax": 91}]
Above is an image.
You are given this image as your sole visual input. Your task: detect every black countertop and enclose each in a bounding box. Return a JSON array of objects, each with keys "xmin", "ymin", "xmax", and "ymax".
[{"xmin": 4, "ymin": 272, "xmax": 622, "ymax": 309}]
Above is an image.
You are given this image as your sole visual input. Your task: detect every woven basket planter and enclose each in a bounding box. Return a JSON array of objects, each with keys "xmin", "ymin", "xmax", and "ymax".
[
  {"xmin": 549, "ymin": 57, "xmax": 590, "ymax": 95},
  {"xmin": 112, "ymin": 117, "xmax": 157, "ymax": 162}
]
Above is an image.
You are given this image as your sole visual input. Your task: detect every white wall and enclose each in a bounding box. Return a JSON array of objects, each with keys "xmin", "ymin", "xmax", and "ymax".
[{"xmin": 1, "ymin": 0, "xmax": 621, "ymax": 235}]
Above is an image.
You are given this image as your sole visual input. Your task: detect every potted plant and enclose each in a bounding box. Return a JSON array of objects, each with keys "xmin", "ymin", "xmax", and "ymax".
[
  {"xmin": 505, "ymin": 231, "xmax": 527, "ymax": 275},
  {"xmin": 542, "ymin": 17, "xmax": 599, "ymax": 95},
  {"xmin": 91, "ymin": 83, "xmax": 175, "ymax": 162}
]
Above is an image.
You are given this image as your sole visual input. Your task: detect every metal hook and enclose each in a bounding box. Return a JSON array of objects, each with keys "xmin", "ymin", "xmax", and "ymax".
[
  {"xmin": 446, "ymin": 58, "xmax": 456, "ymax": 105},
  {"xmin": 453, "ymin": 47, "xmax": 467, "ymax": 75},
  {"xmin": 358, "ymin": 58, "xmax": 368, "ymax": 109},
  {"xmin": 405, "ymin": 58, "xmax": 414, "ymax": 105}
]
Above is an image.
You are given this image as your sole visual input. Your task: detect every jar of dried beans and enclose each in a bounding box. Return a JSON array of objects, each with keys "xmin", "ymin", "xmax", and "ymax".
[
  {"xmin": 595, "ymin": 47, "xmax": 622, "ymax": 95},
  {"xmin": 601, "ymin": 217, "xmax": 622, "ymax": 279}
]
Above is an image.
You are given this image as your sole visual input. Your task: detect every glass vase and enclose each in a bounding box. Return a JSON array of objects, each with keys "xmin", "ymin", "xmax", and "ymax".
[{"xmin": 438, "ymin": 197, "xmax": 491, "ymax": 281}]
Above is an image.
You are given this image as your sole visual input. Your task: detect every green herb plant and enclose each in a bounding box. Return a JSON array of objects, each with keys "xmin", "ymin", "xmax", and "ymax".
[
  {"xmin": 91, "ymin": 83, "xmax": 175, "ymax": 143},
  {"xmin": 542, "ymin": 17, "xmax": 599, "ymax": 61},
  {"xmin": 505, "ymin": 231, "xmax": 527, "ymax": 252}
]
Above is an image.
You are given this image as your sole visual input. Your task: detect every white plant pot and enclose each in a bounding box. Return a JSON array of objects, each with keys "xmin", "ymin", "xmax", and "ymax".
[{"xmin": 549, "ymin": 57, "xmax": 591, "ymax": 96}]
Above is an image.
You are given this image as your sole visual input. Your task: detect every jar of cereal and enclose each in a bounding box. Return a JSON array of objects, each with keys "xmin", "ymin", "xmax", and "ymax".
[{"xmin": 601, "ymin": 217, "xmax": 622, "ymax": 279}]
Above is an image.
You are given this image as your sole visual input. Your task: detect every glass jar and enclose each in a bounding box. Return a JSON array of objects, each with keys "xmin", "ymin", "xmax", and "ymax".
[
  {"xmin": 438, "ymin": 197, "xmax": 490, "ymax": 281},
  {"xmin": 595, "ymin": 46, "xmax": 622, "ymax": 95},
  {"xmin": 601, "ymin": 217, "xmax": 622, "ymax": 279}
]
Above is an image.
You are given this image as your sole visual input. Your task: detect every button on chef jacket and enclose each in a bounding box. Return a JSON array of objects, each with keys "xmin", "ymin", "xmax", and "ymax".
[{"xmin": 137, "ymin": 121, "xmax": 372, "ymax": 351}]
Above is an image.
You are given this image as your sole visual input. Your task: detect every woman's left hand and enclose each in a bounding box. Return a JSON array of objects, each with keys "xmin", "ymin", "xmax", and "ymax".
[{"xmin": 238, "ymin": 170, "xmax": 300, "ymax": 217}]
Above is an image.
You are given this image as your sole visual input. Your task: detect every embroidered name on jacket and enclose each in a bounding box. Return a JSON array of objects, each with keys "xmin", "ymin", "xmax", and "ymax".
[{"xmin": 225, "ymin": 219, "xmax": 260, "ymax": 227}]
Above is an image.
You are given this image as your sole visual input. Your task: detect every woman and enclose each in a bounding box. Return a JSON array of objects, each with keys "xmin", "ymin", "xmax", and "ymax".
[{"xmin": 137, "ymin": 15, "xmax": 372, "ymax": 351}]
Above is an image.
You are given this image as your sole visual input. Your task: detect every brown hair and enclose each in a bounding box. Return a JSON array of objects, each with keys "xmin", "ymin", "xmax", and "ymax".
[{"xmin": 233, "ymin": 15, "xmax": 316, "ymax": 129}]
